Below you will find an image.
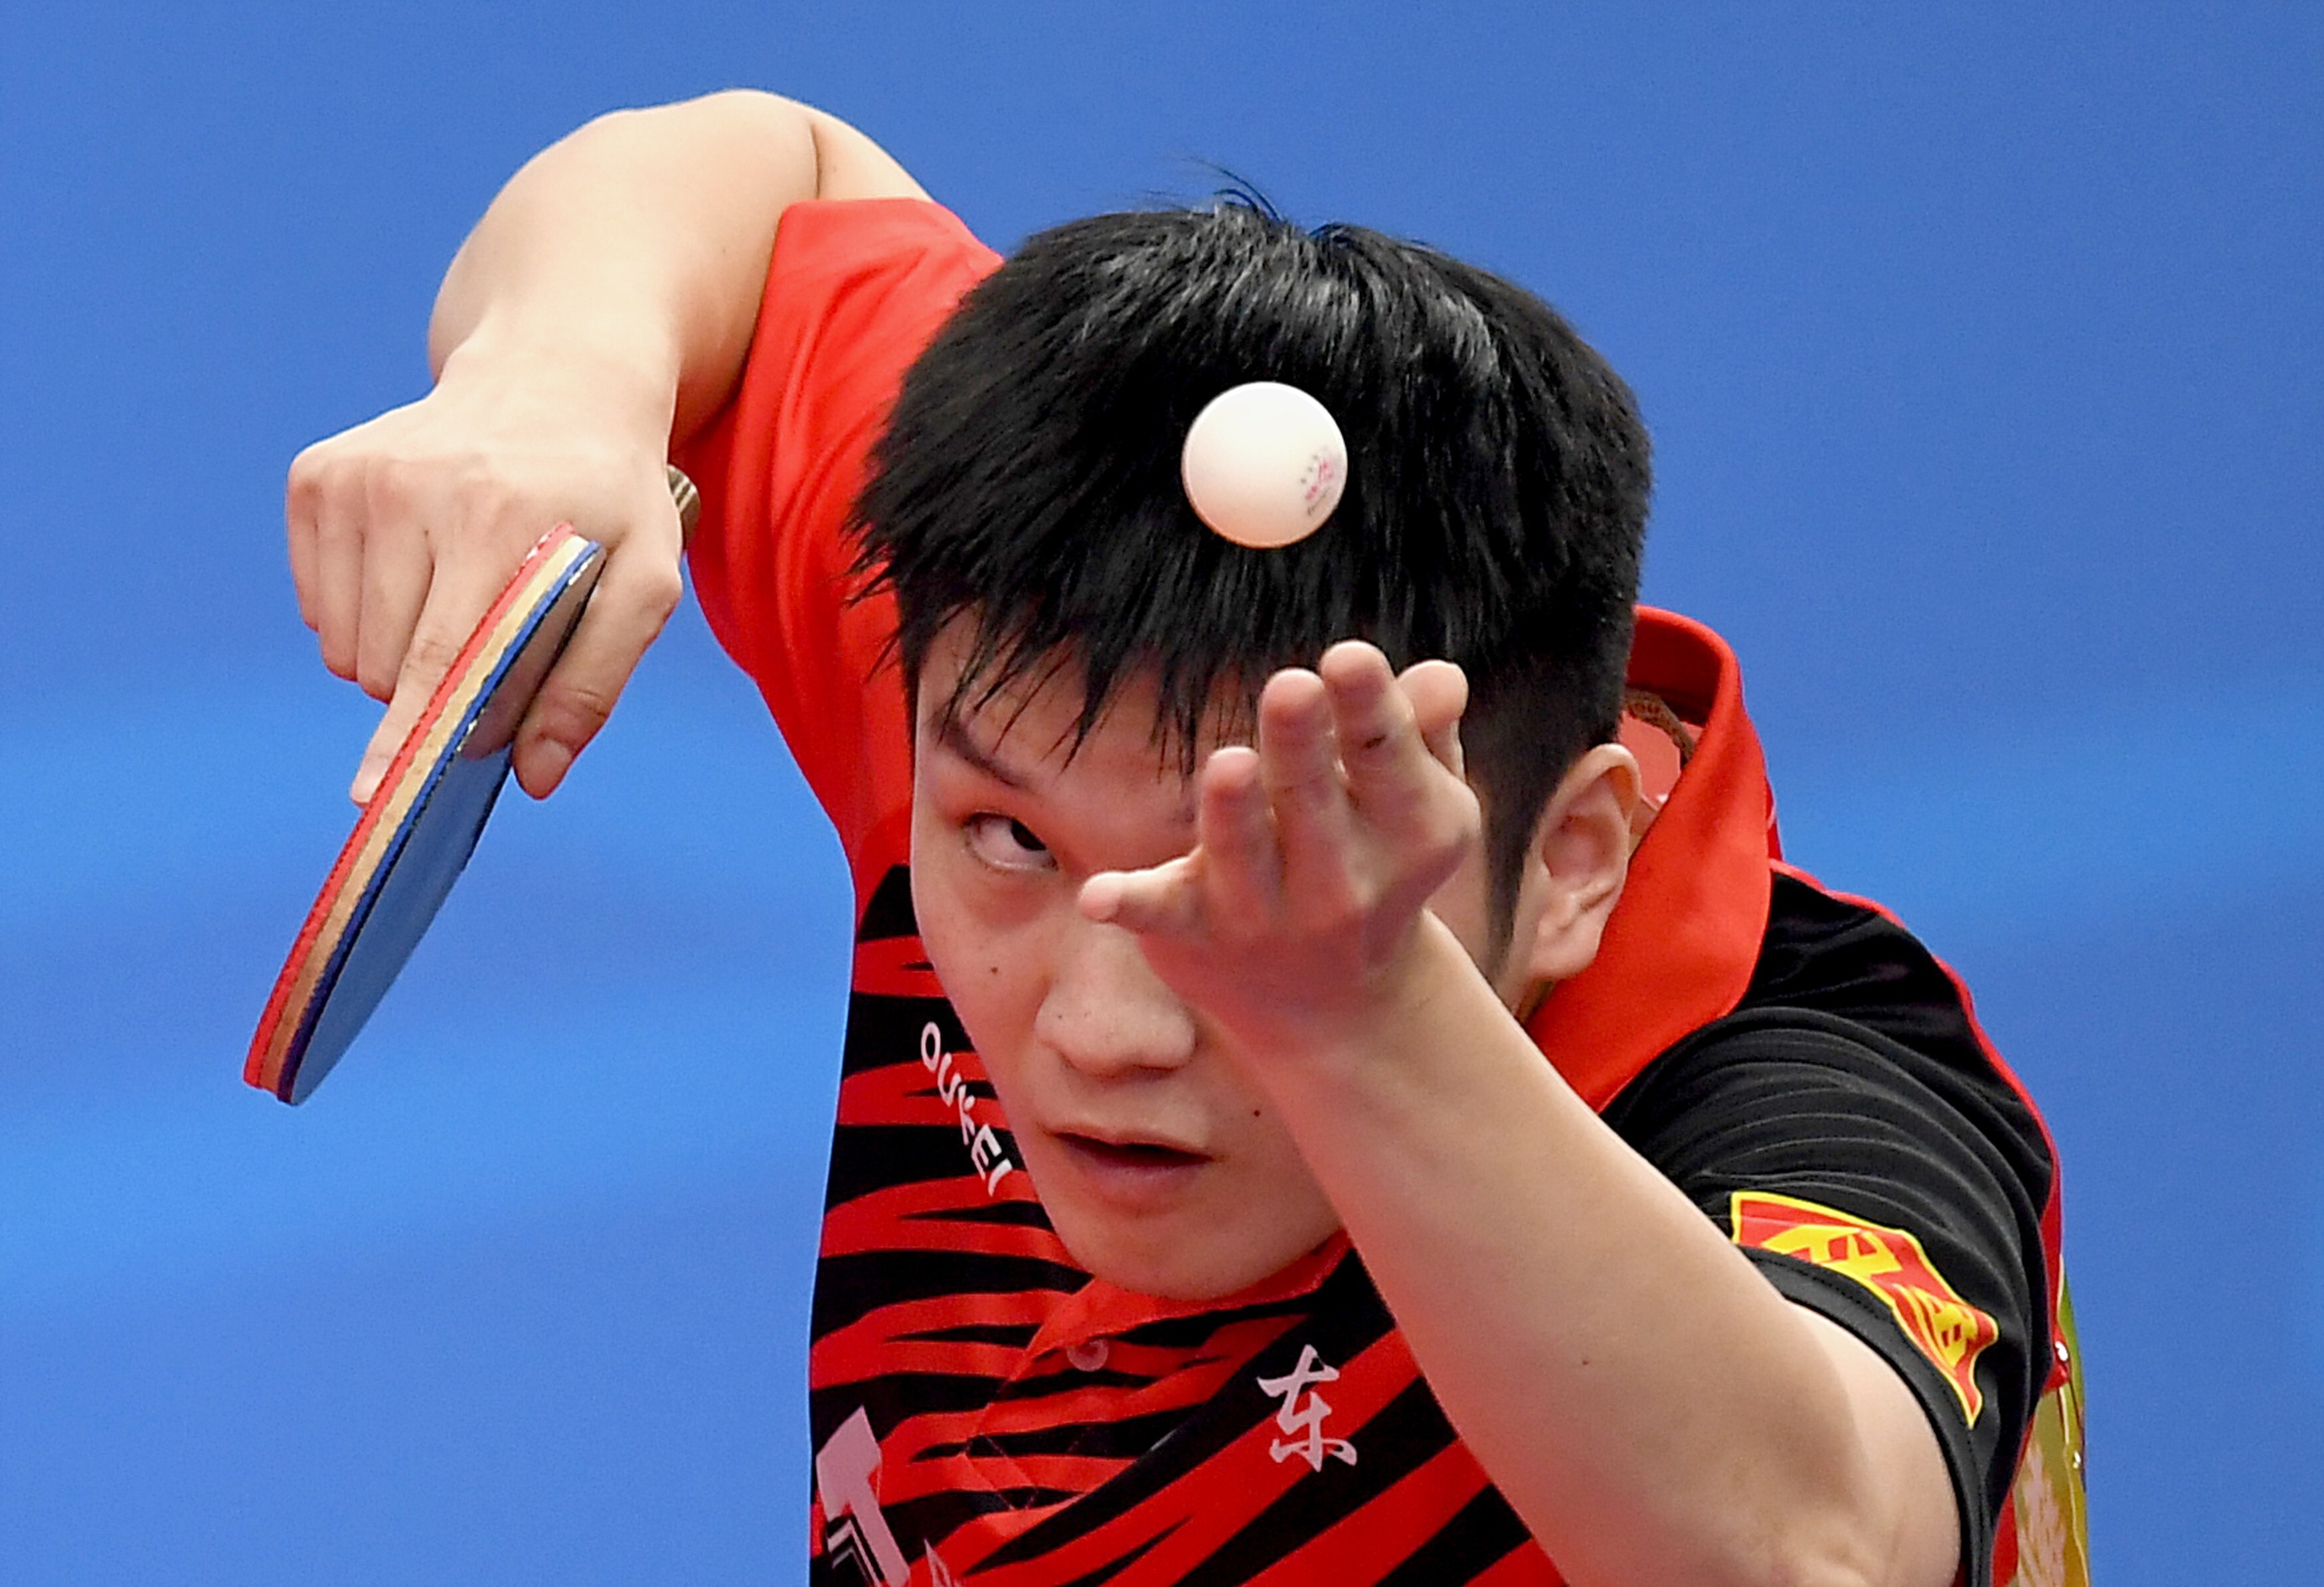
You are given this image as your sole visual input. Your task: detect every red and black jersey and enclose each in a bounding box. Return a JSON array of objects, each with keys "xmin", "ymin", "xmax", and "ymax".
[{"xmin": 677, "ymin": 199, "xmax": 2082, "ymax": 1587}]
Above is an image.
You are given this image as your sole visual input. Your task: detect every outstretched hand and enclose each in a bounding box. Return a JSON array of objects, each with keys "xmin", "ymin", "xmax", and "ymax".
[
  {"xmin": 1079, "ymin": 641, "xmax": 1479, "ymax": 1064},
  {"xmin": 286, "ymin": 350, "xmax": 687, "ymax": 803}
]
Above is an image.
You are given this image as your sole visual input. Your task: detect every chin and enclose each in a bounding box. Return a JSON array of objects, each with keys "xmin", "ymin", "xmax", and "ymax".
[{"xmin": 1045, "ymin": 1200, "xmax": 1328, "ymax": 1303}]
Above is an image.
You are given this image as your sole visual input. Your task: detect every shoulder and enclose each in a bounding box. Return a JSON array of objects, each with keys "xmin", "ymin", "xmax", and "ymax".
[
  {"xmin": 1602, "ymin": 869, "xmax": 2060, "ymax": 1580},
  {"xmin": 679, "ymin": 198, "xmax": 999, "ymax": 859},
  {"xmin": 753, "ymin": 197, "xmax": 1002, "ymax": 382},
  {"xmin": 770, "ymin": 195, "xmax": 995, "ymax": 280},
  {"xmin": 1609, "ymin": 870, "xmax": 2053, "ymax": 1225}
]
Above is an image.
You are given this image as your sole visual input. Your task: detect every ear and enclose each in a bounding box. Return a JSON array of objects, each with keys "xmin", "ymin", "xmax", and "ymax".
[{"xmin": 1507, "ymin": 742, "xmax": 1639, "ymax": 994}]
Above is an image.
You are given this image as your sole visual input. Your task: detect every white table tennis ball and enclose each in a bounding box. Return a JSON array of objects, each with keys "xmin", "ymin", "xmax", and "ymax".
[{"xmin": 1180, "ymin": 381, "xmax": 1348, "ymax": 548}]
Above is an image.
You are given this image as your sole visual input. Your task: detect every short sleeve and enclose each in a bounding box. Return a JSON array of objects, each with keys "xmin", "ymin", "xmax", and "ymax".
[
  {"xmin": 1601, "ymin": 1004, "xmax": 2052, "ymax": 1587},
  {"xmin": 677, "ymin": 199, "xmax": 1001, "ymax": 863}
]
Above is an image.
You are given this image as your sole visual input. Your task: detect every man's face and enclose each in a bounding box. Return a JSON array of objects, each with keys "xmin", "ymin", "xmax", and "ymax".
[{"xmin": 909, "ymin": 626, "xmax": 1509, "ymax": 1301}]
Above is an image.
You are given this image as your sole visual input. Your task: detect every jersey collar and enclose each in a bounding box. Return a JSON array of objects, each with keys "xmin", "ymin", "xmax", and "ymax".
[{"xmin": 1525, "ymin": 606, "xmax": 1779, "ymax": 1111}]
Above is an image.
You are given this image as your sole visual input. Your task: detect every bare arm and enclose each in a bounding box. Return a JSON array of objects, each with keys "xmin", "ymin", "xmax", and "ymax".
[
  {"xmin": 1084, "ymin": 645, "xmax": 1961, "ymax": 1587},
  {"xmin": 1257, "ymin": 922, "xmax": 1960, "ymax": 1587},
  {"xmin": 289, "ymin": 92, "xmax": 924, "ymax": 801},
  {"xmin": 426, "ymin": 92, "xmax": 924, "ymax": 434}
]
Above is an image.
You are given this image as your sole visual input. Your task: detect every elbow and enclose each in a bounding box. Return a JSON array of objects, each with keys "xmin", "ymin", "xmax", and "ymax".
[
  {"xmin": 576, "ymin": 89, "xmax": 811, "ymax": 151},
  {"xmin": 1726, "ymin": 1502, "xmax": 1957, "ymax": 1587},
  {"xmin": 1556, "ymin": 1499, "xmax": 1953, "ymax": 1587}
]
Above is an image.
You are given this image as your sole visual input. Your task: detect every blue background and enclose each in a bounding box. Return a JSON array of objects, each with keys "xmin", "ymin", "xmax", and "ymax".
[{"xmin": 3, "ymin": 3, "xmax": 2319, "ymax": 1580}]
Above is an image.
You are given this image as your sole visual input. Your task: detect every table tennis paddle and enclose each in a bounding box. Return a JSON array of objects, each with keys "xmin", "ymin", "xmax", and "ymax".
[{"xmin": 246, "ymin": 467, "xmax": 701, "ymax": 1104}]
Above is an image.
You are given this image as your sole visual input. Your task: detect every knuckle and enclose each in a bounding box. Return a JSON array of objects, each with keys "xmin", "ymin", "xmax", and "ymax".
[
  {"xmin": 288, "ymin": 430, "xmax": 347, "ymax": 479},
  {"xmin": 626, "ymin": 557, "xmax": 684, "ymax": 624},
  {"xmin": 1205, "ymin": 809, "xmax": 1258, "ymax": 862},
  {"xmin": 285, "ymin": 450, "xmax": 329, "ymax": 517},
  {"xmin": 311, "ymin": 471, "xmax": 365, "ymax": 546},
  {"xmin": 1276, "ymin": 782, "xmax": 1326, "ymax": 821},
  {"xmin": 459, "ymin": 469, "xmax": 523, "ymax": 533},
  {"xmin": 357, "ymin": 452, "xmax": 413, "ymax": 520},
  {"xmin": 1346, "ymin": 725, "xmax": 1400, "ymax": 768},
  {"xmin": 538, "ymin": 675, "xmax": 620, "ymax": 739},
  {"xmin": 1277, "ymin": 763, "xmax": 1340, "ymax": 811},
  {"xmin": 369, "ymin": 448, "xmax": 507, "ymax": 538},
  {"xmin": 1425, "ymin": 803, "xmax": 1481, "ymax": 865},
  {"xmin": 404, "ymin": 633, "xmax": 462, "ymax": 680}
]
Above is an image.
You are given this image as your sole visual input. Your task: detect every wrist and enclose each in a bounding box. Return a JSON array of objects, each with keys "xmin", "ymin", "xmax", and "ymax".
[
  {"xmin": 435, "ymin": 310, "xmax": 683, "ymax": 444},
  {"xmin": 1243, "ymin": 912, "xmax": 1513, "ymax": 1115}
]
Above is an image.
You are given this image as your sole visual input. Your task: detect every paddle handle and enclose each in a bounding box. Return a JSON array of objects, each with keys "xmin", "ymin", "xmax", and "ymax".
[{"xmin": 666, "ymin": 463, "xmax": 701, "ymax": 544}]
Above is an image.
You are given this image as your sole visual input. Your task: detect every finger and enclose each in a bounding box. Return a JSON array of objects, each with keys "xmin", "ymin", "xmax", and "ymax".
[
  {"xmin": 1082, "ymin": 855, "xmax": 1204, "ymax": 938},
  {"xmin": 309, "ymin": 466, "xmax": 366, "ymax": 683},
  {"xmin": 1398, "ymin": 659, "xmax": 1468, "ymax": 779},
  {"xmin": 286, "ymin": 443, "xmax": 327, "ymax": 631},
  {"xmin": 350, "ymin": 558, "xmax": 505, "ymax": 805},
  {"xmin": 1256, "ymin": 667, "xmax": 1357, "ymax": 894},
  {"xmin": 353, "ymin": 528, "xmax": 434, "ymax": 703},
  {"xmin": 1193, "ymin": 744, "xmax": 1279, "ymax": 926},
  {"xmin": 1319, "ymin": 641, "xmax": 1433, "ymax": 822},
  {"xmin": 511, "ymin": 518, "xmax": 685, "ymax": 797}
]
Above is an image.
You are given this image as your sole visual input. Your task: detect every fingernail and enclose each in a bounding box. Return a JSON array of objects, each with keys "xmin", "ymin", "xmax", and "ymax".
[{"xmin": 523, "ymin": 740, "xmax": 574, "ymax": 798}]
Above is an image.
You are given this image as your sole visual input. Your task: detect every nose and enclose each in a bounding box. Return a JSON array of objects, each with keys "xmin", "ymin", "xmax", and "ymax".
[{"xmin": 1035, "ymin": 914, "xmax": 1199, "ymax": 1078}]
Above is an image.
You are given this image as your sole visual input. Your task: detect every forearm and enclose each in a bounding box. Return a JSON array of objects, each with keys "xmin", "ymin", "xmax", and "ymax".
[
  {"xmin": 290, "ymin": 91, "xmax": 926, "ymax": 799},
  {"xmin": 1260, "ymin": 918, "xmax": 1924, "ymax": 1587},
  {"xmin": 427, "ymin": 90, "xmax": 910, "ymax": 441}
]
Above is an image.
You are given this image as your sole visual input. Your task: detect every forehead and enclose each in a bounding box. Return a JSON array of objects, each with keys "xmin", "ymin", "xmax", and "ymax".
[{"xmin": 915, "ymin": 621, "xmax": 1243, "ymax": 787}]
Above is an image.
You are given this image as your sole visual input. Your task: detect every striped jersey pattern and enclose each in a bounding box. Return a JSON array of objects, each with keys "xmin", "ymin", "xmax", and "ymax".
[{"xmin": 805, "ymin": 866, "xmax": 1555, "ymax": 1585}]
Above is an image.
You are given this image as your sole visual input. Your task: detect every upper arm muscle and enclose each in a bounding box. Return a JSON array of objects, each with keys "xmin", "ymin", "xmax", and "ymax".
[{"xmin": 1793, "ymin": 1304, "xmax": 1962, "ymax": 1587}]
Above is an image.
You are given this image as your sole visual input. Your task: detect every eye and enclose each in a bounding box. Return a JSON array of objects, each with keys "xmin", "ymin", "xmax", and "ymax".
[{"xmin": 965, "ymin": 813, "xmax": 1055, "ymax": 872}]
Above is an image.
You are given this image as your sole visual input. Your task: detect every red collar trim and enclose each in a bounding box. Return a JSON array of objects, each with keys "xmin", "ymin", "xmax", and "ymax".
[
  {"xmin": 1028, "ymin": 1235, "xmax": 1352, "ymax": 1356},
  {"xmin": 1525, "ymin": 607, "xmax": 1778, "ymax": 1110}
]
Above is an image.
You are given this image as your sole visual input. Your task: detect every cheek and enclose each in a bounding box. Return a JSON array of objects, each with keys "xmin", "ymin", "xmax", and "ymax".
[
  {"xmin": 1241, "ymin": 1112, "xmax": 1335, "ymax": 1213},
  {"xmin": 910, "ymin": 821, "xmax": 1045, "ymax": 1071},
  {"xmin": 1208, "ymin": 1085, "xmax": 1340, "ymax": 1235},
  {"xmin": 1194, "ymin": 1112, "xmax": 1344, "ymax": 1292}
]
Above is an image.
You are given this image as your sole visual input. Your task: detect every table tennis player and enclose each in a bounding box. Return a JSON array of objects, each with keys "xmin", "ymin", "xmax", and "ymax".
[{"xmin": 284, "ymin": 92, "xmax": 2085, "ymax": 1587}]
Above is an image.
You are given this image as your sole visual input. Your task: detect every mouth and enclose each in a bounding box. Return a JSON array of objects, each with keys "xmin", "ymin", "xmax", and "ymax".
[{"xmin": 1048, "ymin": 1129, "xmax": 1211, "ymax": 1205}]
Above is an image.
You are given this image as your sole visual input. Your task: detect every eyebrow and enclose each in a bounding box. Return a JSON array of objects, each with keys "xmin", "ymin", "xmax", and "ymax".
[
  {"xmin": 932, "ymin": 709, "xmax": 1033, "ymax": 791},
  {"xmin": 930, "ymin": 702, "xmax": 1204, "ymax": 827}
]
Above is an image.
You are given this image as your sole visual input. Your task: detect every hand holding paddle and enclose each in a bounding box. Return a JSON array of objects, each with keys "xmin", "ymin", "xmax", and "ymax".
[
  {"xmin": 286, "ymin": 351, "xmax": 693, "ymax": 802},
  {"xmin": 250, "ymin": 465, "xmax": 699, "ymax": 1104},
  {"xmin": 264, "ymin": 355, "xmax": 703, "ymax": 1102}
]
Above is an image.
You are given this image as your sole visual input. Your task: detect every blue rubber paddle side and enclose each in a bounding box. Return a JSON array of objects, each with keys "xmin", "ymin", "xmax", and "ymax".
[
  {"xmin": 289, "ymin": 754, "xmax": 512, "ymax": 1102},
  {"xmin": 280, "ymin": 546, "xmax": 602, "ymax": 1104}
]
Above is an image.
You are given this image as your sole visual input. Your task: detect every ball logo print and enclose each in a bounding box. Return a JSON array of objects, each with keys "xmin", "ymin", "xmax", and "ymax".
[{"xmin": 1179, "ymin": 381, "xmax": 1348, "ymax": 548}]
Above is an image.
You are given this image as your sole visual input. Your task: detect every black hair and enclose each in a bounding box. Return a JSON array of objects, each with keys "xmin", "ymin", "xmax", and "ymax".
[{"xmin": 854, "ymin": 203, "xmax": 1650, "ymax": 954}]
